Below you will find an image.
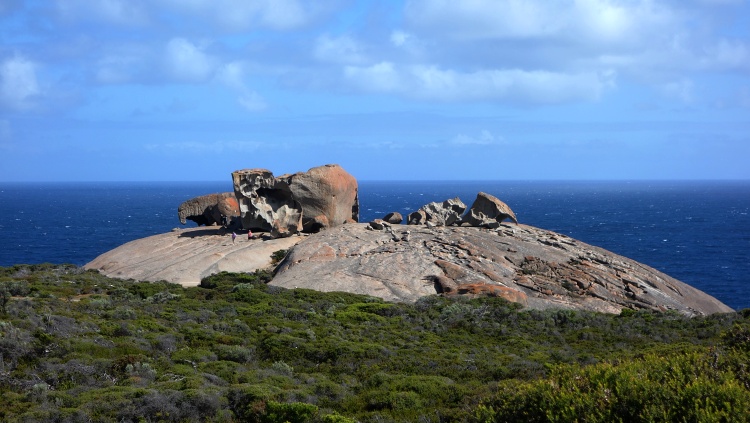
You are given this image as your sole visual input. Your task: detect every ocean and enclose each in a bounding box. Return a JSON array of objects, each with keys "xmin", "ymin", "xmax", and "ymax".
[{"xmin": 1, "ymin": 181, "xmax": 748, "ymax": 310}]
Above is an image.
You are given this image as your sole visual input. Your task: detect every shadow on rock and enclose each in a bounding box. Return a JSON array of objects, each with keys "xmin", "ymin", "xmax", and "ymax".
[{"xmin": 178, "ymin": 229, "xmax": 225, "ymax": 238}]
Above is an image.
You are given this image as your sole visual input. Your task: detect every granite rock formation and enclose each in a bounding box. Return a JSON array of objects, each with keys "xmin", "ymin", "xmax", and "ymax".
[
  {"xmin": 407, "ymin": 197, "xmax": 467, "ymax": 227},
  {"xmin": 383, "ymin": 212, "xmax": 403, "ymax": 224},
  {"xmin": 232, "ymin": 168, "xmax": 302, "ymax": 238},
  {"xmin": 271, "ymin": 223, "xmax": 732, "ymax": 316},
  {"xmin": 177, "ymin": 193, "xmax": 240, "ymax": 227},
  {"xmin": 460, "ymin": 192, "xmax": 519, "ymax": 227},
  {"xmin": 232, "ymin": 164, "xmax": 359, "ymax": 238},
  {"xmin": 84, "ymin": 227, "xmax": 303, "ymax": 286}
]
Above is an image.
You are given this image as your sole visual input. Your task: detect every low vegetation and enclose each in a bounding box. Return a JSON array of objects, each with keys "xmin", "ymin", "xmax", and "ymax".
[{"xmin": 1, "ymin": 264, "xmax": 749, "ymax": 422}]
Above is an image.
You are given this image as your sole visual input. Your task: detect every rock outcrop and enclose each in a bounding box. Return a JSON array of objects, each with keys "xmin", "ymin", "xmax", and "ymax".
[
  {"xmin": 232, "ymin": 164, "xmax": 359, "ymax": 238},
  {"xmin": 271, "ymin": 223, "xmax": 732, "ymax": 316},
  {"xmin": 177, "ymin": 193, "xmax": 240, "ymax": 227},
  {"xmin": 460, "ymin": 192, "xmax": 518, "ymax": 227},
  {"xmin": 407, "ymin": 197, "xmax": 467, "ymax": 227},
  {"xmin": 91, "ymin": 170, "xmax": 732, "ymax": 316},
  {"xmin": 383, "ymin": 212, "xmax": 403, "ymax": 224},
  {"xmin": 232, "ymin": 169, "xmax": 302, "ymax": 238},
  {"xmin": 84, "ymin": 227, "xmax": 303, "ymax": 286},
  {"xmin": 407, "ymin": 192, "xmax": 518, "ymax": 229}
]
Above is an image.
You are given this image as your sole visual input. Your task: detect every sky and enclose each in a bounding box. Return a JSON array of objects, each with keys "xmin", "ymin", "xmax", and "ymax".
[{"xmin": 1, "ymin": 0, "xmax": 749, "ymax": 182}]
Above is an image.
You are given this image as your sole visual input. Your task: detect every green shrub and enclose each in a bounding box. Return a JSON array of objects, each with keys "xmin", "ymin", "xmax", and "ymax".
[
  {"xmin": 271, "ymin": 250, "xmax": 288, "ymax": 265},
  {"xmin": 320, "ymin": 411, "xmax": 357, "ymax": 423},
  {"xmin": 215, "ymin": 344, "xmax": 255, "ymax": 363},
  {"xmin": 476, "ymin": 351, "xmax": 750, "ymax": 422},
  {"xmin": 1, "ymin": 267, "xmax": 748, "ymax": 422},
  {"xmin": 264, "ymin": 401, "xmax": 318, "ymax": 423}
]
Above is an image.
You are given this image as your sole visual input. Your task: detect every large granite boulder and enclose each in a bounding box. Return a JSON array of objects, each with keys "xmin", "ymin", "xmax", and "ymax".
[
  {"xmin": 383, "ymin": 212, "xmax": 403, "ymax": 225},
  {"xmin": 177, "ymin": 193, "xmax": 240, "ymax": 227},
  {"xmin": 232, "ymin": 164, "xmax": 359, "ymax": 238},
  {"xmin": 271, "ymin": 223, "xmax": 733, "ymax": 316},
  {"xmin": 232, "ymin": 169, "xmax": 302, "ymax": 238},
  {"xmin": 407, "ymin": 197, "xmax": 467, "ymax": 227},
  {"xmin": 281, "ymin": 164, "xmax": 360, "ymax": 229},
  {"xmin": 461, "ymin": 192, "xmax": 518, "ymax": 227}
]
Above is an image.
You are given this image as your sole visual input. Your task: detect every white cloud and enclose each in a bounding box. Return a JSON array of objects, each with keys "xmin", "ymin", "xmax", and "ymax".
[
  {"xmin": 405, "ymin": 0, "xmax": 562, "ymax": 40},
  {"xmin": 660, "ymin": 78, "xmax": 695, "ymax": 103},
  {"xmin": 215, "ymin": 62, "xmax": 245, "ymax": 89},
  {"xmin": 163, "ymin": 38, "xmax": 217, "ymax": 83},
  {"xmin": 397, "ymin": 0, "xmax": 750, "ymax": 105},
  {"xmin": 403, "ymin": 0, "xmax": 676, "ymax": 46},
  {"xmin": 344, "ymin": 62, "xmax": 612, "ymax": 104},
  {"xmin": 237, "ymin": 92, "xmax": 267, "ymax": 112},
  {"xmin": 344, "ymin": 62, "xmax": 401, "ymax": 92},
  {"xmin": 314, "ymin": 34, "xmax": 368, "ymax": 65},
  {"xmin": 703, "ymin": 39, "xmax": 750, "ymax": 71},
  {"xmin": 258, "ymin": 0, "xmax": 307, "ymax": 29},
  {"xmin": 215, "ymin": 62, "xmax": 267, "ymax": 111},
  {"xmin": 451, "ymin": 130, "xmax": 500, "ymax": 145},
  {"xmin": 0, "ymin": 56, "xmax": 40, "ymax": 111},
  {"xmin": 390, "ymin": 31, "xmax": 412, "ymax": 47}
]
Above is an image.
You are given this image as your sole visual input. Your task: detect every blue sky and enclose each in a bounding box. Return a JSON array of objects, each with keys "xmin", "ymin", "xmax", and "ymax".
[{"xmin": 1, "ymin": 0, "xmax": 749, "ymax": 181}]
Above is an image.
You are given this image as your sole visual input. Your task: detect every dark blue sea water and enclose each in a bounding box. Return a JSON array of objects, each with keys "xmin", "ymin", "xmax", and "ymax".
[{"xmin": 1, "ymin": 181, "xmax": 748, "ymax": 310}]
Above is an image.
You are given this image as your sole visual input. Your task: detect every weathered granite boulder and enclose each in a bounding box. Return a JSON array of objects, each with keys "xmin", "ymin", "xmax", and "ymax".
[
  {"xmin": 461, "ymin": 192, "xmax": 518, "ymax": 227},
  {"xmin": 232, "ymin": 169, "xmax": 302, "ymax": 238},
  {"xmin": 383, "ymin": 212, "xmax": 403, "ymax": 224},
  {"xmin": 232, "ymin": 164, "xmax": 359, "ymax": 238},
  {"xmin": 407, "ymin": 209, "xmax": 427, "ymax": 225},
  {"xmin": 368, "ymin": 219, "xmax": 388, "ymax": 230},
  {"xmin": 177, "ymin": 193, "xmax": 240, "ymax": 227},
  {"xmin": 281, "ymin": 164, "xmax": 359, "ymax": 228},
  {"xmin": 271, "ymin": 223, "xmax": 733, "ymax": 316},
  {"xmin": 408, "ymin": 197, "xmax": 467, "ymax": 227}
]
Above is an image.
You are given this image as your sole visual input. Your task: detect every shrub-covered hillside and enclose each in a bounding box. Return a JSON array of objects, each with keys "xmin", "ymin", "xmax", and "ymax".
[{"xmin": 1, "ymin": 264, "xmax": 749, "ymax": 422}]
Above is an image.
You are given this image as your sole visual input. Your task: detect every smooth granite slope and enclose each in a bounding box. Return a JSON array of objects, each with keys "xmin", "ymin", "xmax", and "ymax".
[
  {"xmin": 84, "ymin": 227, "xmax": 303, "ymax": 286},
  {"xmin": 271, "ymin": 223, "xmax": 733, "ymax": 316},
  {"xmin": 85, "ymin": 223, "xmax": 732, "ymax": 316}
]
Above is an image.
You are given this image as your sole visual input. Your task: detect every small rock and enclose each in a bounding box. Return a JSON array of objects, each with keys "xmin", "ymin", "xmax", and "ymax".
[
  {"xmin": 369, "ymin": 219, "xmax": 386, "ymax": 230},
  {"xmin": 383, "ymin": 212, "xmax": 403, "ymax": 224}
]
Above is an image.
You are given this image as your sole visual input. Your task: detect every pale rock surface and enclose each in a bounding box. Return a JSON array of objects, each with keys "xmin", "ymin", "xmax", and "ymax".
[
  {"xmin": 84, "ymin": 227, "xmax": 302, "ymax": 286},
  {"xmin": 407, "ymin": 197, "xmax": 467, "ymax": 227},
  {"xmin": 271, "ymin": 223, "xmax": 732, "ymax": 316}
]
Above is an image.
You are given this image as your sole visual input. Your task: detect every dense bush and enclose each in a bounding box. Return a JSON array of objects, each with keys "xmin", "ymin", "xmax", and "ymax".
[{"xmin": 0, "ymin": 264, "xmax": 747, "ymax": 422}]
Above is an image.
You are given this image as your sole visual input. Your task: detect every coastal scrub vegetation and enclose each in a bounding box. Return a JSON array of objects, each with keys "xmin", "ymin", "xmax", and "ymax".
[{"xmin": 1, "ymin": 264, "xmax": 749, "ymax": 422}]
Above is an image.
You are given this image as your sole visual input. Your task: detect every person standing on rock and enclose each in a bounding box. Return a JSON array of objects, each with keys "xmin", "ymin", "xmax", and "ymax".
[
  {"xmin": 231, "ymin": 232, "xmax": 237, "ymax": 244},
  {"xmin": 248, "ymin": 230, "xmax": 253, "ymax": 240}
]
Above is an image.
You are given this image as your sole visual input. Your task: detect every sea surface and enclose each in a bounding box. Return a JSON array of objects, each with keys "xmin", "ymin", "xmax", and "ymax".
[{"xmin": 1, "ymin": 181, "xmax": 748, "ymax": 310}]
